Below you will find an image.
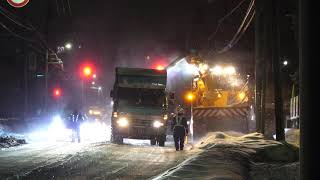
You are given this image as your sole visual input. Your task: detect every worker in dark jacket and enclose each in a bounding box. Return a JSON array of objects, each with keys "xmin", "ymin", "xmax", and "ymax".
[
  {"xmin": 171, "ymin": 106, "xmax": 188, "ymax": 151},
  {"xmin": 71, "ymin": 110, "xmax": 84, "ymax": 143}
]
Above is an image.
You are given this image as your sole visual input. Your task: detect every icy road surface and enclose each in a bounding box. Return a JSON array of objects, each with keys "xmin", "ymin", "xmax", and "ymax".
[{"xmin": 0, "ymin": 139, "xmax": 196, "ymax": 179}]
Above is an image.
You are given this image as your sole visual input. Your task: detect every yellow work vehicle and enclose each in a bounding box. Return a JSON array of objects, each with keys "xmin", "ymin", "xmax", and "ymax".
[{"xmin": 185, "ymin": 55, "xmax": 252, "ymax": 138}]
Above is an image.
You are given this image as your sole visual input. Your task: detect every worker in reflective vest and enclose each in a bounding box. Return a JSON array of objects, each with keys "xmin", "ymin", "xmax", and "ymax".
[{"xmin": 172, "ymin": 106, "xmax": 188, "ymax": 151}]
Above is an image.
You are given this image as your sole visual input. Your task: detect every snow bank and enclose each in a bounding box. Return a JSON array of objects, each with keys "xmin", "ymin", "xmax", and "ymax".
[
  {"xmin": 0, "ymin": 136, "xmax": 26, "ymax": 148},
  {"xmin": 285, "ymin": 128, "xmax": 300, "ymax": 147},
  {"xmin": 1, "ymin": 124, "xmax": 27, "ymax": 148},
  {"xmin": 152, "ymin": 132, "xmax": 299, "ymax": 180}
]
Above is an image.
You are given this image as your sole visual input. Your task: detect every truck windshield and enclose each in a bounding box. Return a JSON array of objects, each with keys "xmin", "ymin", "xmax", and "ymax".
[{"xmin": 118, "ymin": 87, "xmax": 165, "ymax": 107}]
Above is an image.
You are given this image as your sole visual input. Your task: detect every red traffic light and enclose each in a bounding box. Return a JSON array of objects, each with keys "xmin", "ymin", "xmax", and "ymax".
[
  {"xmin": 156, "ymin": 64, "xmax": 165, "ymax": 71},
  {"xmin": 53, "ymin": 88, "xmax": 61, "ymax": 97},
  {"xmin": 80, "ymin": 64, "xmax": 95, "ymax": 79},
  {"xmin": 83, "ymin": 66, "xmax": 92, "ymax": 77}
]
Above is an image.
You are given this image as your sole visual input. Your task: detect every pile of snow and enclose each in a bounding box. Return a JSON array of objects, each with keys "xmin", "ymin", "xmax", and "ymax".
[
  {"xmin": 285, "ymin": 128, "xmax": 300, "ymax": 147},
  {"xmin": 1, "ymin": 124, "xmax": 27, "ymax": 148},
  {"xmin": 0, "ymin": 136, "xmax": 26, "ymax": 148},
  {"xmin": 153, "ymin": 132, "xmax": 299, "ymax": 180}
]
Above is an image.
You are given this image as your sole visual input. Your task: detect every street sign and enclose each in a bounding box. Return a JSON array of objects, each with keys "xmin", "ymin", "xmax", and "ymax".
[{"xmin": 7, "ymin": 0, "xmax": 29, "ymax": 8}]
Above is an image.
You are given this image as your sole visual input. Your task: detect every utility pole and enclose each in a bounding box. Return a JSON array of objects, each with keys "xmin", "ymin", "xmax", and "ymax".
[
  {"xmin": 299, "ymin": 0, "xmax": 310, "ymax": 179},
  {"xmin": 254, "ymin": 0, "xmax": 263, "ymax": 133},
  {"xmin": 271, "ymin": 0, "xmax": 285, "ymax": 141}
]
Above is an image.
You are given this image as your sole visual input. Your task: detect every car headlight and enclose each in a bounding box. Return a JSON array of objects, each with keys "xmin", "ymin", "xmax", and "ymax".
[
  {"xmin": 117, "ymin": 117, "xmax": 129, "ymax": 127},
  {"xmin": 153, "ymin": 121, "xmax": 164, "ymax": 128}
]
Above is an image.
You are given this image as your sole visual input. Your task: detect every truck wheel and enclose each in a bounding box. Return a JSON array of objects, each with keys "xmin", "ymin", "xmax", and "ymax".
[
  {"xmin": 158, "ymin": 139, "xmax": 165, "ymax": 147},
  {"xmin": 111, "ymin": 134, "xmax": 123, "ymax": 144},
  {"xmin": 150, "ymin": 138, "xmax": 156, "ymax": 145},
  {"xmin": 157, "ymin": 136, "xmax": 165, "ymax": 147}
]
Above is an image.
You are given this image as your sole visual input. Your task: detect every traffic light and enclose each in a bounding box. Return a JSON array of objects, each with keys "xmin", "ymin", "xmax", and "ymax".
[
  {"xmin": 80, "ymin": 64, "xmax": 95, "ymax": 79},
  {"xmin": 156, "ymin": 64, "xmax": 165, "ymax": 71},
  {"xmin": 83, "ymin": 66, "xmax": 92, "ymax": 77},
  {"xmin": 53, "ymin": 88, "xmax": 62, "ymax": 98}
]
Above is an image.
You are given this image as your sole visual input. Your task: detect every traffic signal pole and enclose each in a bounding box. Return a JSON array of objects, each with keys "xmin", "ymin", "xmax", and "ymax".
[{"xmin": 44, "ymin": 49, "xmax": 49, "ymax": 112}]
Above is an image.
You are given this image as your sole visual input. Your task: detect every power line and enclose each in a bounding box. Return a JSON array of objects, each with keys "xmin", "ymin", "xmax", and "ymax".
[
  {"xmin": 55, "ymin": 0, "xmax": 61, "ymax": 16},
  {"xmin": 229, "ymin": 10, "xmax": 255, "ymax": 49},
  {"xmin": 208, "ymin": 0, "xmax": 255, "ymax": 55},
  {"xmin": 218, "ymin": 3, "xmax": 255, "ymax": 53},
  {"xmin": 67, "ymin": 0, "xmax": 72, "ymax": 16},
  {"xmin": 0, "ymin": 5, "xmax": 56, "ymax": 54},
  {"xmin": 208, "ymin": 0, "xmax": 248, "ymax": 41},
  {"xmin": 0, "ymin": 22, "xmax": 37, "ymax": 44},
  {"xmin": 0, "ymin": 6, "xmax": 35, "ymax": 31}
]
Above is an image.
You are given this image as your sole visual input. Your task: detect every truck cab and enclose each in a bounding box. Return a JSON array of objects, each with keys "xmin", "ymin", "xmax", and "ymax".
[{"xmin": 110, "ymin": 67, "xmax": 169, "ymax": 146}]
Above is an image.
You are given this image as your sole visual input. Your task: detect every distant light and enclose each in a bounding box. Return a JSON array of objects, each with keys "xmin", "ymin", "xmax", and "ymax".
[
  {"xmin": 93, "ymin": 74, "xmax": 97, "ymax": 79},
  {"xmin": 65, "ymin": 43, "xmax": 72, "ymax": 50},
  {"xmin": 156, "ymin": 65, "xmax": 165, "ymax": 70},
  {"xmin": 231, "ymin": 79, "xmax": 240, "ymax": 87},
  {"xmin": 110, "ymin": 101, "xmax": 114, "ymax": 106},
  {"xmin": 210, "ymin": 66, "xmax": 223, "ymax": 76},
  {"xmin": 224, "ymin": 66, "xmax": 236, "ymax": 75},
  {"xmin": 199, "ymin": 63, "xmax": 209, "ymax": 74},
  {"xmin": 153, "ymin": 121, "xmax": 164, "ymax": 128},
  {"xmin": 238, "ymin": 92, "xmax": 246, "ymax": 100},
  {"xmin": 92, "ymin": 81, "xmax": 95, "ymax": 85},
  {"xmin": 98, "ymin": 86, "xmax": 102, "ymax": 90},
  {"xmin": 283, "ymin": 60, "xmax": 288, "ymax": 66},
  {"xmin": 217, "ymin": 94, "xmax": 222, "ymax": 98},
  {"xmin": 36, "ymin": 74, "xmax": 44, "ymax": 77}
]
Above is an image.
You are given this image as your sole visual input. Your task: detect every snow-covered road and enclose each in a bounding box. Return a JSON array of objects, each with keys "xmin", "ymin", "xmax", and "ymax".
[{"xmin": 0, "ymin": 139, "xmax": 196, "ymax": 179}]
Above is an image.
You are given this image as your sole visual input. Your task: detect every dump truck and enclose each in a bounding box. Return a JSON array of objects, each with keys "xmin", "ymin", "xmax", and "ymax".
[{"xmin": 110, "ymin": 67, "xmax": 169, "ymax": 146}]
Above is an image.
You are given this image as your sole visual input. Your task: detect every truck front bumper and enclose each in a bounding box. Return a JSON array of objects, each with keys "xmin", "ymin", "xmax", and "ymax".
[{"xmin": 113, "ymin": 126, "xmax": 166, "ymax": 139}]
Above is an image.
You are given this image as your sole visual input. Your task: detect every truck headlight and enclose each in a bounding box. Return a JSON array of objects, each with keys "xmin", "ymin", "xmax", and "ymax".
[
  {"xmin": 117, "ymin": 117, "xmax": 128, "ymax": 127},
  {"xmin": 153, "ymin": 121, "xmax": 164, "ymax": 128}
]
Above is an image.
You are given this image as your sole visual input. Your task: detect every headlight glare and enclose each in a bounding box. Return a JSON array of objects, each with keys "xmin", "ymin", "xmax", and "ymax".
[
  {"xmin": 163, "ymin": 115, "xmax": 168, "ymax": 120},
  {"xmin": 153, "ymin": 121, "xmax": 164, "ymax": 128},
  {"xmin": 117, "ymin": 117, "xmax": 128, "ymax": 127}
]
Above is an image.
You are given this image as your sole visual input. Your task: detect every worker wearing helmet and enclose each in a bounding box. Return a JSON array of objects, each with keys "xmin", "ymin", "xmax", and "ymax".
[{"xmin": 171, "ymin": 106, "xmax": 188, "ymax": 151}]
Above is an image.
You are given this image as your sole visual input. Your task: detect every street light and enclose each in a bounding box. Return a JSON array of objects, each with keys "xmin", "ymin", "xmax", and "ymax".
[{"xmin": 65, "ymin": 43, "xmax": 72, "ymax": 50}]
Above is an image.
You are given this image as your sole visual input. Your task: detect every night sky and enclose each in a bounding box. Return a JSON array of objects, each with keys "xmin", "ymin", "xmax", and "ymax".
[{"xmin": 0, "ymin": 0, "xmax": 259, "ymax": 115}]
